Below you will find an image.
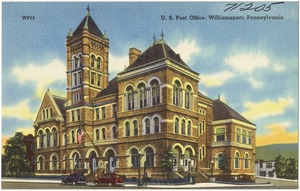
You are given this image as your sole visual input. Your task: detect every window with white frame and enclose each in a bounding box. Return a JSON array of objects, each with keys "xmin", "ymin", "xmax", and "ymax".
[
  {"xmin": 216, "ymin": 128, "xmax": 225, "ymax": 142},
  {"xmin": 173, "ymin": 80, "xmax": 182, "ymax": 106},
  {"xmin": 151, "ymin": 80, "xmax": 160, "ymax": 105}
]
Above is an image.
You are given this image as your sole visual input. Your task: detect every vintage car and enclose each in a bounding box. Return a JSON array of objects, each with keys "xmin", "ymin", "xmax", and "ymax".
[
  {"xmin": 61, "ymin": 173, "xmax": 86, "ymax": 185},
  {"xmin": 94, "ymin": 173, "xmax": 125, "ymax": 186}
]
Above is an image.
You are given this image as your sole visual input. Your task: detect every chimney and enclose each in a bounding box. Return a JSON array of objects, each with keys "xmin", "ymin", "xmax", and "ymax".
[{"xmin": 129, "ymin": 47, "xmax": 141, "ymax": 65}]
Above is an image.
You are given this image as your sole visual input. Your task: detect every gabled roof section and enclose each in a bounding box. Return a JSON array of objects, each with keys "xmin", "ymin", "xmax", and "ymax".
[
  {"xmin": 34, "ymin": 90, "xmax": 67, "ymax": 122},
  {"xmin": 73, "ymin": 10, "xmax": 103, "ymax": 38},
  {"xmin": 213, "ymin": 99, "xmax": 254, "ymax": 125},
  {"xmin": 52, "ymin": 95, "xmax": 67, "ymax": 119},
  {"xmin": 95, "ymin": 77, "xmax": 118, "ymax": 98},
  {"xmin": 121, "ymin": 39, "xmax": 191, "ymax": 73}
]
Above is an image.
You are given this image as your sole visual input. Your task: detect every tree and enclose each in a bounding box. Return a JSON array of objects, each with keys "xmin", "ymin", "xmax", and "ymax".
[
  {"xmin": 274, "ymin": 155, "xmax": 286, "ymax": 178},
  {"xmin": 162, "ymin": 146, "xmax": 174, "ymax": 183},
  {"xmin": 286, "ymin": 158, "xmax": 297, "ymax": 180},
  {"xmin": 2, "ymin": 132, "xmax": 32, "ymax": 177},
  {"xmin": 219, "ymin": 153, "xmax": 228, "ymax": 172}
]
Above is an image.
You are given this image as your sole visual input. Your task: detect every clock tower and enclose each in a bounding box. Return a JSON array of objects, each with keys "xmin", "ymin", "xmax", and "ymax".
[{"xmin": 66, "ymin": 7, "xmax": 109, "ymax": 107}]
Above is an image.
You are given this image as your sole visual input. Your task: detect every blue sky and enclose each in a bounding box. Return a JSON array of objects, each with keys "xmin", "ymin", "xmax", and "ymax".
[{"xmin": 2, "ymin": 2, "xmax": 299, "ymax": 146}]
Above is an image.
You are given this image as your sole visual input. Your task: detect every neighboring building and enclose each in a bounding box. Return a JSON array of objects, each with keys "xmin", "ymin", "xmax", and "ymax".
[
  {"xmin": 23, "ymin": 134, "xmax": 35, "ymax": 172},
  {"xmin": 255, "ymin": 160, "xmax": 276, "ymax": 178},
  {"xmin": 33, "ymin": 8, "xmax": 256, "ymax": 182}
]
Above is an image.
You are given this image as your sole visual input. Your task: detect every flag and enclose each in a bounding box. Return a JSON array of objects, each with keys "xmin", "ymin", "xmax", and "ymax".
[{"xmin": 77, "ymin": 126, "xmax": 84, "ymax": 144}]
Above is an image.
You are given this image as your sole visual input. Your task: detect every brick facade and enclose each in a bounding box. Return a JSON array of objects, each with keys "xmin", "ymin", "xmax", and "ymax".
[{"xmin": 33, "ymin": 9, "xmax": 256, "ymax": 182}]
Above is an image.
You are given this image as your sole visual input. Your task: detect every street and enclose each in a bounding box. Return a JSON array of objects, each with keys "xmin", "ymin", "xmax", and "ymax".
[{"xmin": 1, "ymin": 177, "xmax": 298, "ymax": 189}]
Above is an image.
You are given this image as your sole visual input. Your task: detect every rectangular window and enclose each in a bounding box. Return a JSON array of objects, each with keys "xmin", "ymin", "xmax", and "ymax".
[
  {"xmin": 95, "ymin": 108, "xmax": 100, "ymax": 120},
  {"xmin": 77, "ymin": 109, "xmax": 80, "ymax": 121},
  {"xmin": 78, "ymin": 72, "xmax": 82, "ymax": 84},
  {"xmin": 101, "ymin": 107, "xmax": 106, "ymax": 119},
  {"xmin": 260, "ymin": 162, "xmax": 263, "ymax": 168},
  {"xmin": 112, "ymin": 104, "xmax": 117, "ymax": 117},
  {"xmin": 236, "ymin": 128, "xmax": 240, "ymax": 142},
  {"xmin": 97, "ymin": 74, "xmax": 101, "ymax": 87},
  {"xmin": 216, "ymin": 128, "xmax": 225, "ymax": 142},
  {"xmin": 91, "ymin": 72, "xmax": 95, "ymax": 85},
  {"xmin": 242, "ymin": 130, "xmax": 246, "ymax": 144},
  {"xmin": 266, "ymin": 163, "xmax": 272, "ymax": 168},
  {"xmin": 73, "ymin": 73, "xmax": 77, "ymax": 86},
  {"xmin": 248, "ymin": 132, "xmax": 252, "ymax": 145},
  {"xmin": 71, "ymin": 110, "xmax": 75, "ymax": 122}
]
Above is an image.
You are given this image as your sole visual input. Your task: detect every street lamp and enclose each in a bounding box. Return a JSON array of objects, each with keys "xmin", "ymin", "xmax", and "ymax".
[
  {"xmin": 211, "ymin": 160, "xmax": 214, "ymax": 182},
  {"xmin": 137, "ymin": 151, "xmax": 142, "ymax": 186}
]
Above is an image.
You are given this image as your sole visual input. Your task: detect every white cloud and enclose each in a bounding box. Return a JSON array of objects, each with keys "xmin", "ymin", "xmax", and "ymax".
[
  {"xmin": 265, "ymin": 122, "xmax": 291, "ymax": 130},
  {"xmin": 173, "ymin": 38, "xmax": 201, "ymax": 62},
  {"xmin": 12, "ymin": 58, "xmax": 65, "ymax": 98},
  {"xmin": 224, "ymin": 52, "xmax": 270, "ymax": 73},
  {"xmin": 200, "ymin": 70, "xmax": 235, "ymax": 87},
  {"xmin": 109, "ymin": 54, "xmax": 128, "ymax": 74},
  {"xmin": 249, "ymin": 76, "xmax": 263, "ymax": 89},
  {"xmin": 2, "ymin": 99, "xmax": 36, "ymax": 121},
  {"xmin": 242, "ymin": 97, "xmax": 294, "ymax": 121},
  {"xmin": 272, "ymin": 63, "xmax": 285, "ymax": 72}
]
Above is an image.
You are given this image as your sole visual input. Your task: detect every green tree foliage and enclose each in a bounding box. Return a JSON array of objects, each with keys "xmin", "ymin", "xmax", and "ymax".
[
  {"xmin": 2, "ymin": 132, "xmax": 32, "ymax": 177},
  {"xmin": 162, "ymin": 146, "xmax": 174, "ymax": 182},
  {"xmin": 274, "ymin": 155, "xmax": 298, "ymax": 180},
  {"xmin": 219, "ymin": 153, "xmax": 228, "ymax": 172}
]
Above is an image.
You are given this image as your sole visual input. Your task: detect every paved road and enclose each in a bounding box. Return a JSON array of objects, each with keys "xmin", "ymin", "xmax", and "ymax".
[
  {"xmin": 1, "ymin": 177, "xmax": 298, "ymax": 189},
  {"xmin": 256, "ymin": 177, "xmax": 298, "ymax": 189}
]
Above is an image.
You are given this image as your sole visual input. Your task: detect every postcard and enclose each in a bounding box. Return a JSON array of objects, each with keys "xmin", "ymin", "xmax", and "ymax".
[{"xmin": 2, "ymin": 1, "xmax": 298, "ymax": 189}]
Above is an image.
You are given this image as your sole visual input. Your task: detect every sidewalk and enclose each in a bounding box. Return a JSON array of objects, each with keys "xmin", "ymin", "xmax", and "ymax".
[{"xmin": 2, "ymin": 178, "xmax": 274, "ymax": 188}]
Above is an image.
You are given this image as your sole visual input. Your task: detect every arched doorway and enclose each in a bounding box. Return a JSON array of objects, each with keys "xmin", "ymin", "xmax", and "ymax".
[
  {"xmin": 89, "ymin": 151, "xmax": 97, "ymax": 173},
  {"xmin": 173, "ymin": 146, "xmax": 182, "ymax": 172},
  {"xmin": 106, "ymin": 149, "xmax": 116, "ymax": 173}
]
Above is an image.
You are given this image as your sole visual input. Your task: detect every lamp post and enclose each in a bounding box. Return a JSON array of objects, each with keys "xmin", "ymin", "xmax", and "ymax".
[
  {"xmin": 137, "ymin": 151, "xmax": 142, "ymax": 186},
  {"xmin": 211, "ymin": 160, "xmax": 214, "ymax": 182}
]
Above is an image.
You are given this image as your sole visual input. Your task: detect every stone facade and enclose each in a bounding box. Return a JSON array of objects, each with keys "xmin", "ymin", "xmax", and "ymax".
[{"xmin": 33, "ymin": 9, "xmax": 256, "ymax": 182}]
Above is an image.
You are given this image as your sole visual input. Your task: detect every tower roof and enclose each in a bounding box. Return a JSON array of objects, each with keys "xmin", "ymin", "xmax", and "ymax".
[
  {"xmin": 73, "ymin": 8, "xmax": 103, "ymax": 38},
  {"xmin": 213, "ymin": 99, "xmax": 254, "ymax": 125},
  {"xmin": 120, "ymin": 38, "xmax": 192, "ymax": 73}
]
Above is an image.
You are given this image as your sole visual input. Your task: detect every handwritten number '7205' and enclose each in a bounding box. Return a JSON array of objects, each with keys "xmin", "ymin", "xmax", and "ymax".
[{"xmin": 224, "ymin": 2, "xmax": 284, "ymax": 12}]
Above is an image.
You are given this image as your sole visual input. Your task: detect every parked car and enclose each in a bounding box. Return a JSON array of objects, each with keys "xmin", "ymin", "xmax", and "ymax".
[
  {"xmin": 94, "ymin": 173, "xmax": 125, "ymax": 186},
  {"xmin": 61, "ymin": 173, "xmax": 86, "ymax": 185}
]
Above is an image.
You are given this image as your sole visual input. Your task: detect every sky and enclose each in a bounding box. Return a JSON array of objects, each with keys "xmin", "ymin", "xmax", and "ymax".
[{"xmin": 1, "ymin": 2, "xmax": 299, "ymax": 149}]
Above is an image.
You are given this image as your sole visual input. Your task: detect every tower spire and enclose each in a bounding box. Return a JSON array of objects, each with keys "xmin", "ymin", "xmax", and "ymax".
[
  {"xmin": 86, "ymin": 5, "xmax": 90, "ymax": 16},
  {"xmin": 161, "ymin": 30, "xmax": 164, "ymax": 40}
]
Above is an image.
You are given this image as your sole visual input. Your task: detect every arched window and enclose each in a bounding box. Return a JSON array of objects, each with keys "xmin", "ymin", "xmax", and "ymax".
[
  {"xmin": 112, "ymin": 126, "xmax": 117, "ymax": 139},
  {"xmin": 133, "ymin": 121, "xmax": 138, "ymax": 136},
  {"xmin": 95, "ymin": 129, "xmax": 100, "ymax": 140},
  {"xmin": 131, "ymin": 148, "xmax": 139, "ymax": 167},
  {"xmin": 126, "ymin": 86, "xmax": 134, "ymax": 110},
  {"xmin": 46, "ymin": 129, "xmax": 51, "ymax": 147},
  {"xmin": 52, "ymin": 128, "xmax": 57, "ymax": 146},
  {"xmin": 145, "ymin": 147, "xmax": 154, "ymax": 167},
  {"xmin": 63, "ymin": 133, "xmax": 66, "ymax": 146},
  {"xmin": 97, "ymin": 57, "xmax": 101, "ymax": 69},
  {"xmin": 154, "ymin": 117, "xmax": 160, "ymax": 133},
  {"xmin": 89, "ymin": 151, "xmax": 97, "ymax": 173},
  {"xmin": 38, "ymin": 130, "xmax": 44, "ymax": 148},
  {"xmin": 234, "ymin": 152, "xmax": 240, "ymax": 169},
  {"xmin": 71, "ymin": 130, "xmax": 75, "ymax": 143},
  {"xmin": 175, "ymin": 118, "xmax": 179, "ymax": 134},
  {"xmin": 199, "ymin": 122, "xmax": 203, "ymax": 135},
  {"xmin": 52, "ymin": 155, "xmax": 57, "ymax": 170},
  {"xmin": 91, "ymin": 55, "xmax": 96, "ymax": 68},
  {"xmin": 125, "ymin": 122, "xmax": 130, "ymax": 137},
  {"xmin": 217, "ymin": 153, "xmax": 224, "ymax": 169},
  {"xmin": 245, "ymin": 153, "xmax": 249, "ymax": 169},
  {"xmin": 73, "ymin": 153, "xmax": 80, "ymax": 170},
  {"xmin": 173, "ymin": 80, "xmax": 182, "ymax": 106},
  {"xmin": 151, "ymin": 80, "xmax": 160, "ymax": 105},
  {"xmin": 102, "ymin": 128, "xmax": 106, "ymax": 140},
  {"xmin": 145, "ymin": 119, "xmax": 150, "ymax": 134},
  {"xmin": 187, "ymin": 121, "xmax": 191, "ymax": 136},
  {"xmin": 185, "ymin": 85, "xmax": 192, "ymax": 109},
  {"xmin": 181, "ymin": 120, "xmax": 186, "ymax": 135},
  {"xmin": 38, "ymin": 156, "xmax": 44, "ymax": 170},
  {"xmin": 138, "ymin": 83, "xmax": 147, "ymax": 108}
]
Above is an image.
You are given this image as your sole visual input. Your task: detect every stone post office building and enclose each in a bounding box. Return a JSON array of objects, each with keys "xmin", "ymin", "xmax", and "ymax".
[{"xmin": 33, "ymin": 9, "xmax": 256, "ymax": 182}]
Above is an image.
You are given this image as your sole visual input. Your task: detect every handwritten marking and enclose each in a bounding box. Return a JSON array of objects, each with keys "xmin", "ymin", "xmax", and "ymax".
[{"xmin": 224, "ymin": 2, "xmax": 284, "ymax": 12}]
